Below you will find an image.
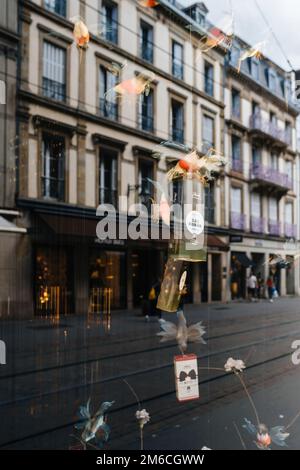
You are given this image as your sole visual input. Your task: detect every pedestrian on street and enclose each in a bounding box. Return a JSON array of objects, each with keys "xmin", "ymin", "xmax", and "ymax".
[
  {"xmin": 267, "ymin": 276, "xmax": 274, "ymax": 303},
  {"xmin": 257, "ymin": 272, "xmax": 264, "ymax": 299},
  {"xmin": 146, "ymin": 278, "xmax": 162, "ymax": 321},
  {"xmin": 247, "ymin": 272, "xmax": 257, "ymax": 302}
]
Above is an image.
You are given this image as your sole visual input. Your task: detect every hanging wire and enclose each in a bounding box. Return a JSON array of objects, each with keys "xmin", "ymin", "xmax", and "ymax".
[{"xmin": 253, "ymin": 0, "xmax": 295, "ymax": 72}]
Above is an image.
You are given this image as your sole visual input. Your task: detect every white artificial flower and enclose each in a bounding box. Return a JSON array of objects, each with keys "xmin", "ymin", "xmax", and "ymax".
[
  {"xmin": 201, "ymin": 446, "xmax": 211, "ymax": 450},
  {"xmin": 224, "ymin": 357, "xmax": 246, "ymax": 373},
  {"xmin": 136, "ymin": 409, "xmax": 150, "ymax": 427}
]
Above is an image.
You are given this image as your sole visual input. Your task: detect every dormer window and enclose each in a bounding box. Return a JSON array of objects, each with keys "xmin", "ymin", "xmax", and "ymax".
[
  {"xmin": 251, "ymin": 59, "xmax": 259, "ymax": 81},
  {"xmin": 195, "ymin": 10, "xmax": 206, "ymax": 26},
  {"xmin": 230, "ymin": 45, "xmax": 240, "ymax": 68},
  {"xmin": 269, "ymin": 70, "xmax": 277, "ymax": 92},
  {"xmin": 184, "ymin": 2, "xmax": 208, "ymax": 26},
  {"xmin": 265, "ymin": 68, "xmax": 277, "ymax": 92}
]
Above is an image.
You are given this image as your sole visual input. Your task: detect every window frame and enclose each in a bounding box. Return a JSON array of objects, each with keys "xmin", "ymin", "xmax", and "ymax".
[
  {"xmin": 251, "ymin": 58, "xmax": 260, "ymax": 81},
  {"xmin": 139, "ymin": 19, "xmax": 154, "ymax": 64},
  {"xmin": 231, "ymin": 87, "xmax": 241, "ymax": 119},
  {"xmin": 170, "ymin": 96, "xmax": 185, "ymax": 144},
  {"xmin": 138, "ymin": 87, "xmax": 155, "ymax": 133},
  {"xmin": 98, "ymin": 64, "xmax": 119, "ymax": 120},
  {"xmin": 43, "ymin": 0, "xmax": 67, "ymax": 17},
  {"xmin": 136, "ymin": 155, "xmax": 157, "ymax": 207},
  {"xmin": 285, "ymin": 201, "xmax": 293, "ymax": 225},
  {"xmin": 171, "ymin": 39, "xmax": 184, "ymax": 81},
  {"xmin": 39, "ymin": 29, "xmax": 71, "ymax": 104},
  {"xmin": 101, "ymin": 0, "xmax": 119, "ymax": 45},
  {"xmin": 268, "ymin": 197, "xmax": 278, "ymax": 221},
  {"xmin": 39, "ymin": 131, "xmax": 67, "ymax": 202},
  {"xmin": 202, "ymin": 113, "xmax": 215, "ymax": 152},
  {"xmin": 231, "ymin": 186, "xmax": 243, "ymax": 214},
  {"xmin": 251, "ymin": 192, "xmax": 262, "ymax": 218},
  {"xmin": 98, "ymin": 146, "xmax": 119, "ymax": 208},
  {"xmin": 204, "ymin": 60, "xmax": 214, "ymax": 97}
]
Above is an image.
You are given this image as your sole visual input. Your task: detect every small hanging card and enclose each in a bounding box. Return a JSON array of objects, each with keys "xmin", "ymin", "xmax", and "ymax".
[{"xmin": 174, "ymin": 354, "xmax": 199, "ymax": 402}]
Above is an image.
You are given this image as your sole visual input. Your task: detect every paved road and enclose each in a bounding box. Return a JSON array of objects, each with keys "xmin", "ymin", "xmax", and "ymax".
[{"xmin": 0, "ymin": 298, "xmax": 300, "ymax": 450}]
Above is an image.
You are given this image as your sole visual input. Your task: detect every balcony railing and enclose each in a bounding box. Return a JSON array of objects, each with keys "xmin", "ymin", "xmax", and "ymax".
[
  {"xmin": 251, "ymin": 163, "xmax": 292, "ymax": 190},
  {"xmin": 284, "ymin": 223, "xmax": 297, "ymax": 238},
  {"xmin": 99, "ymin": 98, "xmax": 118, "ymax": 120},
  {"xmin": 249, "ymin": 114, "xmax": 291, "ymax": 146},
  {"xmin": 231, "ymin": 212, "xmax": 246, "ymax": 230},
  {"xmin": 171, "ymin": 126, "xmax": 184, "ymax": 144},
  {"xmin": 42, "ymin": 78, "xmax": 66, "ymax": 102},
  {"xmin": 141, "ymin": 43, "xmax": 153, "ymax": 63},
  {"xmin": 232, "ymin": 159, "xmax": 243, "ymax": 173},
  {"xmin": 251, "ymin": 216, "xmax": 265, "ymax": 233},
  {"xmin": 138, "ymin": 114, "xmax": 154, "ymax": 133},
  {"xmin": 268, "ymin": 220, "xmax": 281, "ymax": 236}
]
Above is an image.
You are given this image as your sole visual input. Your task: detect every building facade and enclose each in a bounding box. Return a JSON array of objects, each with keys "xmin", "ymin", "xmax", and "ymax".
[
  {"xmin": 224, "ymin": 36, "xmax": 300, "ymax": 298},
  {"xmin": 1, "ymin": 0, "xmax": 298, "ymax": 319},
  {"xmin": 13, "ymin": 0, "xmax": 228, "ymax": 318},
  {"xmin": 0, "ymin": 0, "xmax": 26, "ymax": 318}
]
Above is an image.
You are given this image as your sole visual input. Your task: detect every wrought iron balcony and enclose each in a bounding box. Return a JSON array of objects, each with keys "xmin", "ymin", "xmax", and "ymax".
[
  {"xmin": 250, "ymin": 163, "xmax": 292, "ymax": 192},
  {"xmin": 99, "ymin": 99, "xmax": 118, "ymax": 120},
  {"xmin": 268, "ymin": 220, "xmax": 281, "ymax": 236},
  {"xmin": 284, "ymin": 223, "xmax": 297, "ymax": 238},
  {"xmin": 42, "ymin": 78, "xmax": 66, "ymax": 102},
  {"xmin": 231, "ymin": 212, "xmax": 246, "ymax": 230},
  {"xmin": 251, "ymin": 216, "xmax": 265, "ymax": 233},
  {"xmin": 249, "ymin": 114, "xmax": 291, "ymax": 146}
]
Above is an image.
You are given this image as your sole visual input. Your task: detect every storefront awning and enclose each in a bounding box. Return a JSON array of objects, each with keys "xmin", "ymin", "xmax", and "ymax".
[
  {"xmin": 0, "ymin": 216, "xmax": 27, "ymax": 234},
  {"xmin": 234, "ymin": 252, "xmax": 253, "ymax": 267},
  {"xmin": 207, "ymin": 235, "xmax": 229, "ymax": 251},
  {"xmin": 39, "ymin": 214, "xmax": 98, "ymax": 238}
]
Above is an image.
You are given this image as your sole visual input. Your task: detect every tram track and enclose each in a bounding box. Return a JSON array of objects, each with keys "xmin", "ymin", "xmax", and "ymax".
[
  {"xmin": 0, "ymin": 315, "xmax": 299, "ymax": 382},
  {"xmin": 0, "ymin": 317, "xmax": 299, "ymax": 448}
]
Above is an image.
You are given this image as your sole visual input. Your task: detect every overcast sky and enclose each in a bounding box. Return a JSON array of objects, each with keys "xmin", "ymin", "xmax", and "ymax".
[{"xmin": 180, "ymin": 0, "xmax": 300, "ymax": 71}]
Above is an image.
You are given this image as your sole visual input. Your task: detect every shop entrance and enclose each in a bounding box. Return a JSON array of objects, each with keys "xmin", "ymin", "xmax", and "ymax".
[
  {"xmin": 131, "ymin": 249, "xmax": 162, "ymax": 307},
  {"xmin": 35, "ymin": 246, "xmax": 74, "ymax": 316},
  {"xmin": 89, "ymin": 250, "xmax": 126, "ymax": 310},
  {"xmin": 251, "ymin": 253, "xmax": 265, "ymax": 278},
  {"xmin": 230, "ymin": 252, "xmax": 252, "ymax": 299}
]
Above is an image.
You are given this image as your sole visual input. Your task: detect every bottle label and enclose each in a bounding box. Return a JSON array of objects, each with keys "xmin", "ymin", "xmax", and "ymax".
[{"xmin": 185, "ymin": 211, "xmax": 204, "ymax": 236}]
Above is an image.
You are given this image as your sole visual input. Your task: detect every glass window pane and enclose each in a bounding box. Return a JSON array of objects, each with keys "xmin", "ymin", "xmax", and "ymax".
[
  {"xmin": 231, "ymin": 187, "xmax": 242, "ymax": 213},
  {"xmin": 269, "ymin": 197, "xmax": 278, "ymax": 220}
]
